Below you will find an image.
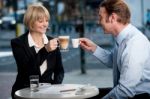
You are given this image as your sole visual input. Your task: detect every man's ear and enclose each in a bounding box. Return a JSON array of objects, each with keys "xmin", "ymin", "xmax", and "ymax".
[{"xmin": 110, "ymin": 13, "xmax": 117, "ymax": 23}]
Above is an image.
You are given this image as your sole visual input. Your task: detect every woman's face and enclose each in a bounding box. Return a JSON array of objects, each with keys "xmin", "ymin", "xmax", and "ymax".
[{"xmin": 32, "ymin": 17, "xmax": 49, "ymax": 34}]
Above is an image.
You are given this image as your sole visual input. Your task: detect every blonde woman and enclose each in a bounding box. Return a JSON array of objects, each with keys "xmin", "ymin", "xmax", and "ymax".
[{"xmin": 11, "ymin": 3, "xmax": 64, "ymax": 99}]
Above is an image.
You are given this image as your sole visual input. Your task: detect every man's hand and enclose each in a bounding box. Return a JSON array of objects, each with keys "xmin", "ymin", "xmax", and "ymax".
[{"xmin": 79, "ymin": 38, "xmax": 97, "ymax": 53}]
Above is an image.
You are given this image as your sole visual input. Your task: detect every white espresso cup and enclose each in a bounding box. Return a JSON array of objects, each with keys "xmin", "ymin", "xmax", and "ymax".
[{"xmin": 72, "ymin": 38, "xmax": 79, "ymax": 48}]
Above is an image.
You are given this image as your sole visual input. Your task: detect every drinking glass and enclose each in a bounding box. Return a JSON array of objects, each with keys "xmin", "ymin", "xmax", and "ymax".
[
  {"xmin": 29, "ymin": 75, "xmax": 39, "ymax": 92},
  {"xmin": 58, "ymin": 36, "xmax": 70, "ymax": 52}
]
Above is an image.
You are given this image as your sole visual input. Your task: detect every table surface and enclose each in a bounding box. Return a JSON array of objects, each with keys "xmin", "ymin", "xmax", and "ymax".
[{"xmin": 15, "ymin": 83, "xmax": 99, "ymax": 99}]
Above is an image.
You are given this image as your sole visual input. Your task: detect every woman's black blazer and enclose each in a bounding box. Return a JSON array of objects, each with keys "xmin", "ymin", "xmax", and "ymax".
[{"xmin": 11, "ymin": 32, "xmax": 64, "ymax": 98}]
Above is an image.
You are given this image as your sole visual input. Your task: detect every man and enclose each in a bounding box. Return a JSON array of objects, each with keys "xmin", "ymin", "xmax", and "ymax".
[{"xmin": 80, "ymin": 0, "xmax": 150, "ymax": 99}]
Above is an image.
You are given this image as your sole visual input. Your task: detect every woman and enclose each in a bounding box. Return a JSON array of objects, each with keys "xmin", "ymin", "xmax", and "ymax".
[{"xmin": 11, "ymin": 3, "xmax": 64, "ymax": 99}]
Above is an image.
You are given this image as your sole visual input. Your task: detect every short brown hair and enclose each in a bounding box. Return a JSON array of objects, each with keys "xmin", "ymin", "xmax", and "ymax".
[
  {"xmin": 100, "ymin": 0, "xmax": 131, "ymax": 24},
  {"xmin": 23, "ymin": 3, "xmax": 50, "ymax": 30}
]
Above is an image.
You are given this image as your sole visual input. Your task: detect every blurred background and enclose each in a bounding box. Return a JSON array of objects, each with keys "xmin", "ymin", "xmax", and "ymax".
[{"xmin": 0, "ymin": 0, "xmax": 150, "ymax": 99}]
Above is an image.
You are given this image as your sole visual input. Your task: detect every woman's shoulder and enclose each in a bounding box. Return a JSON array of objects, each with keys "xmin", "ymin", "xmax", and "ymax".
[{"xmin": 11, "ymin": 32, "xmax": 28, "ymax": 43}]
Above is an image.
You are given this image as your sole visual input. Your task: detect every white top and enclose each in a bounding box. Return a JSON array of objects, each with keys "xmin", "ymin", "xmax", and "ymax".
[{"xmin": 28, "ymin": 33, "xmax": 49, "ymax": 75}]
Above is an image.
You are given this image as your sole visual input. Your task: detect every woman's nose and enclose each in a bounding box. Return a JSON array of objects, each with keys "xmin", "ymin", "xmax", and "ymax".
[{"xmin": 43, "ymin": 21, "xmax": 48, "ymax": 26}]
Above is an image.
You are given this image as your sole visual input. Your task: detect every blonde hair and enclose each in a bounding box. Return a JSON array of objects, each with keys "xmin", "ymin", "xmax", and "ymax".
[{"xmin": 23, "ymin": 3, "xmax": 50, "ymax": 31}]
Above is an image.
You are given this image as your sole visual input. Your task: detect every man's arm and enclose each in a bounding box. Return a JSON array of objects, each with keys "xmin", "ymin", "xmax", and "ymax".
[
  {"xmin": 93, "ymin": 46, "xmax": 113, "ymax": 68},
  {"xmin": 80, "ymin": 38, "xmax": 113, "ymax": 67}
]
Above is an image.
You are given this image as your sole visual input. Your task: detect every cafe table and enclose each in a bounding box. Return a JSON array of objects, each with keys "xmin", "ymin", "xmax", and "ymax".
[{"xmin": 15, "ymin": 83, "xmax": 99, "ymax": 99}]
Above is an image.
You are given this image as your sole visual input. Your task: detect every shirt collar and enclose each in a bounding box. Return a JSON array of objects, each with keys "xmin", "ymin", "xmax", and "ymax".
[
  {"xmin": 43, "ymin": 34, "xmax": 49, "ymax": 44},
  {"xmin": 115, "ymin": 24, "xmax": 132, "ymax": 45},
  {"xmin": 28, "ymin": 32, "xmax": 48, "ymax": 47}
]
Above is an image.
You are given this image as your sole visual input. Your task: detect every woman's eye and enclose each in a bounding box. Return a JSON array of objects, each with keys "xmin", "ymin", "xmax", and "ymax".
[{"xmin": 38, "ymin": 20, "xmax": 43, "ymax": 23}]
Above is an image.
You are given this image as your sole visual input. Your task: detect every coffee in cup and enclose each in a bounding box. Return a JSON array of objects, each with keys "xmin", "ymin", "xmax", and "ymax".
[{"xmin": 58, "ymin": 36, "xmax": 70, "ymax": 51}]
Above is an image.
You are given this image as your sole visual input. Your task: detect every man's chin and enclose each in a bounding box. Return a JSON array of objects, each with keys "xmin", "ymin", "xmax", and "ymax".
[
  {"xmin": 103, "ymin": 31, "xmax": 108, "ymax": 34},
  {"xmin": 104, "ymin": 31, "xmax": 111, "ymax": 35}
]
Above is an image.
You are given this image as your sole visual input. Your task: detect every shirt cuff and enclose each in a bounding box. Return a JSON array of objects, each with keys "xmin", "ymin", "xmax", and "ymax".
[{"xmin": 93, "ymin": 46, "xmax": 105, "ymax": 57}]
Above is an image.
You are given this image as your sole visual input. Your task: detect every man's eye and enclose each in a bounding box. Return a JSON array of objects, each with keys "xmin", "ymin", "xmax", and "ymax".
[{"xmin": 99, "ymin": 16, "xmax": 102, "ymax": 21}]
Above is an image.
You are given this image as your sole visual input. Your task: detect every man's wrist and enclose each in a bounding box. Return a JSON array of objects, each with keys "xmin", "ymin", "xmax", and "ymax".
[{"xmin": 91, "ymin": 45, "xmax": 97, "ymax": 53}]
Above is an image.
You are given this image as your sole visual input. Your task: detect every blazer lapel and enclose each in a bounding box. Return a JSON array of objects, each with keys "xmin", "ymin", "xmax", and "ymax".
[{"xmin": 23, "ymin": 32, "xmax": 36, "ymax": 58}]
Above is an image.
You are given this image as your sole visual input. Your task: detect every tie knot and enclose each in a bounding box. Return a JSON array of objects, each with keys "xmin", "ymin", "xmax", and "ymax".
[{"xmin": 114, "ymin": 41, "xmax": 119, "ymax": 48}]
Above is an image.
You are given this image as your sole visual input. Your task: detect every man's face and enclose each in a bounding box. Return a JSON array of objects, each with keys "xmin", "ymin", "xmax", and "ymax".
[{"xmin": 98, "ymin": 7, "xmax": 112, "ymax": 34}]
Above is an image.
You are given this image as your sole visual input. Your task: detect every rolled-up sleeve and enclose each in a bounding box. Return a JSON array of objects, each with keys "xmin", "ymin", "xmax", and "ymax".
[{"xmin": 93, "ymin": 46, "xmax": 113, "ymax": 68}]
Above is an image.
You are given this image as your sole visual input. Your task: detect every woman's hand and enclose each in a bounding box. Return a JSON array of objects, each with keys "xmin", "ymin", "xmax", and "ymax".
[{"xmin": 45, "ymin": 38, "xmax": 58, "ymax": 52}]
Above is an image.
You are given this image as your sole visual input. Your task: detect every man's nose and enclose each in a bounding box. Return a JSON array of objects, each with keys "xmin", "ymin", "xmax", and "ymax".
[
  {"xmin": 97, "ymin": 20, "xmax": 102, "ymax": 26},
  {"xmin": 97, "ymin": 21, "xmax": 100, "ymax": 25}
]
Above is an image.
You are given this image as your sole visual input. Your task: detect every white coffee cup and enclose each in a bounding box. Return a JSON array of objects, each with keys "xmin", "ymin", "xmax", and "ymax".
[{"xmin": 72, "ymin": 38, "xmax": 79, "ymax": 48}]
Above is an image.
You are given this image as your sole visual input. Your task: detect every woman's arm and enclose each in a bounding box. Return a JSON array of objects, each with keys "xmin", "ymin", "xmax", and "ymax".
[{"xmin": 53, "ymin": 48, "xmax": 64, "ymax": 84}]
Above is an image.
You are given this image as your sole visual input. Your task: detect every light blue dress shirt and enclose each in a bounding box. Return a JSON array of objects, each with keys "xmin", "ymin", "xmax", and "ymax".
[{"xmin": 93, "ymin": 24, "xmax": 150, "ymax": 99}]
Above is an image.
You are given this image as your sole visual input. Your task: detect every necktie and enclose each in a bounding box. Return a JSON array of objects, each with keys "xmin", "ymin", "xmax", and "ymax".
[
  {"xmin": 113, "ymin": 40, "xmax": 127, "ymax": 86},
  {"xmin": 113, "ymin": 42, "xmax": 119, "ymax": 86}
]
